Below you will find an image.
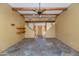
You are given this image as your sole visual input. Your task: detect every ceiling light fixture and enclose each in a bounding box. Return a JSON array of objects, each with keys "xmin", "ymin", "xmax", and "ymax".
[{"xmin": 32, "ymin": 3, "xmax": 46, "ymax": 15}]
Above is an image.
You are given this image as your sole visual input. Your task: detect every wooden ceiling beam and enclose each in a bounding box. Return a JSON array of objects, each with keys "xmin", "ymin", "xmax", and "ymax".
[
  {"xmin": 12, "ymin": 8, "xmax": 66, "ymax": 11},
  {"xmin": 25, "ymin": 20, "xmax": 55, "ymax": 23}
]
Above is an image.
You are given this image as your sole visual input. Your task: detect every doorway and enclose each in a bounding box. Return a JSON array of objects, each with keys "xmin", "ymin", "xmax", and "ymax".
[{"xmin": 38, "ymin": 25, "xmax": 42, "ymax": 36}]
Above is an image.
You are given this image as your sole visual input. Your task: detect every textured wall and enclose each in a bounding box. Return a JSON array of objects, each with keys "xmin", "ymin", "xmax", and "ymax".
[
  {"xmin": 55, "ymin": 4, "xmax": 79, "ymax": 51},
  {"xmin": 45, "ymin": 23, "xmax": 56, "ymax": 38},
  {"xmin": 25, "ymin": 24, "xmax": 35, "ymax": 38},
  {"xmin": 25, "ymin": 18, "xmax": 56, "ymax": 38},
  {"xmin": 0, "ymin": 4, "xmax": 25, "ymax": 52}
]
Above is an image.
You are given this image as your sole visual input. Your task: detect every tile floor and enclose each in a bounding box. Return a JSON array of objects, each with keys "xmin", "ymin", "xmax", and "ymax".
[{"xmin": 0, "ymin": 36, "xmax": 79, "ymax": 56}]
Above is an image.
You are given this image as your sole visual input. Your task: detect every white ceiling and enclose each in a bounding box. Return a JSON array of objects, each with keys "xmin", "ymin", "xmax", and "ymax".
[
  {"xmin": 8, "ymin": 3, "xmax": 71, "ymax": 8},
  {"xmin": 8, "ymin": 3, "xmax": 71, "ymax": 16},
  {"xmin": 18, "ymin": 10, "xmax": 63, "ymax": 14}
]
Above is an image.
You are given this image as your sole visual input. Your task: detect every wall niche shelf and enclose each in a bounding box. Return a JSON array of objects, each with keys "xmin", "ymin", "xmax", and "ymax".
[
  {"xmin": 16, "ymin": 31, "xmax": 26, "ymax": 35},
  {"xmin": 16, "ymin": 25, "xmax": 26, "ymax": 35},
  {"xmin": 16, "ymin": 27, "xmax": 25, "ymax": 29}
]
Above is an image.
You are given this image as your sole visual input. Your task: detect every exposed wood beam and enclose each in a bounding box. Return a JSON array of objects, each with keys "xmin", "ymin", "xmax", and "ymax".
[
  {"xmin": 12, "ymin": 7, "xmax": 24, "ymax": 18},
  {"xmin": 25, "ymin": 21, "xmax": 55, "ymax": 23},
  {"xmin": 56, "ymin": 8, "xmax": 68, "ymax": 18},
  {"xmin": 21, "ymin": 14, "xmax": 59, "ymax": 16},
  {"xmin": 12, "ymin": 8, "xmax": 66, "ymax": 11}
]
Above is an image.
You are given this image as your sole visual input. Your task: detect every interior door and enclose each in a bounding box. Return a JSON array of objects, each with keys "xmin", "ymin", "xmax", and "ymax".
[
  {"xmin": 33, "ymin": 25, "xmax": 36, "ymax": 36},
  {"xmin": 38, "ymin": 25, "xmax": 42, "ymax": 36}
]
